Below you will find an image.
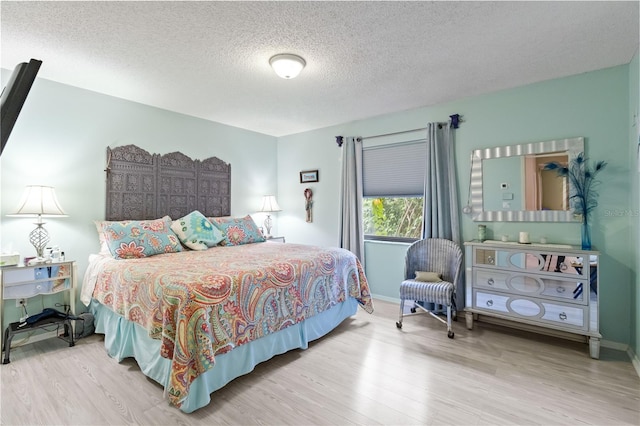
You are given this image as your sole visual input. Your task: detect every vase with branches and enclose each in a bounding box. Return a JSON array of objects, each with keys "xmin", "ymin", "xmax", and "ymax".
[{"xmin": 544, "ymin": 152, "xmax": 607, "ymax": 250}]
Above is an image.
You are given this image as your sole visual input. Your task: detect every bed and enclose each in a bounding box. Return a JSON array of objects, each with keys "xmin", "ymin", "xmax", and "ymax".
[{"xmin": 83, "ymin": 145, "xmax": 373, "ymax": 412}]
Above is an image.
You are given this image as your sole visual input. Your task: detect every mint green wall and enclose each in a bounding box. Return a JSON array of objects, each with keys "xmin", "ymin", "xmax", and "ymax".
[
  {"xmin": 0, "ymin": 72, "xmax": 277, "ymax": 319},
  {"xmin": 482, "ymin": 156, "xmax": 522, "ymax": 212},
  {"xmin": 275, "ymin": 126, "xmax": 344, "ymax": 248},
  {"xmin": 278, "ymin": 65, "xmax": 633, "ymax": 346},
  {"xmin": 629, "ymin": 49, "xmax": 639, "ymax": 362}
]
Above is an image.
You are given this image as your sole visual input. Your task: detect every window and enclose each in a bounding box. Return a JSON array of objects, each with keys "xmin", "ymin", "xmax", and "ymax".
[
  {"xmin": 363, "ymin": 196, "xmax": 423, "ymax": 241},
  {"xmin": 362, "ymin": 141, "xmax": 426, "ymax": 241}
]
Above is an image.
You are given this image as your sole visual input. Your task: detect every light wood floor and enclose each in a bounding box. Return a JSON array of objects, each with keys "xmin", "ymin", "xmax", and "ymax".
[{"xmin": 1, "ymin": 298, "xmax": 639, "ymax": 425}]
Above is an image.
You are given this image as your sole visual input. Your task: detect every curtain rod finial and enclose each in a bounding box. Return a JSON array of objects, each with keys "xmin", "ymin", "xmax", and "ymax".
[
  {"xmin": 335, "ymin": 136, "xmax": 344, "ymax": 147},
  {"xmin": 449, "ymin": 114, "xmax": 463, "ymax": 129}
]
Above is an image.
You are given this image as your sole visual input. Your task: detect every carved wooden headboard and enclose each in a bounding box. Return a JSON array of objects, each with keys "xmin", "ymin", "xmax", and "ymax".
[{"xmin": 105, "ymin": 145, "xmax": 231, "ymax": 221}]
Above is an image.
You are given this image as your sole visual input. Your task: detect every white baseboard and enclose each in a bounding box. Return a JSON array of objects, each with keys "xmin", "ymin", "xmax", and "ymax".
[
  {"xmin": 629, "ymin": 346, "xmax": 640, "ymax": 379},
  {"xmin": 371, "ymin": 294, "xmax": 399, "ymax": 304},
  {"xmin": 600, "ymin": 339, "xmax": 628, "ymax": 351}
]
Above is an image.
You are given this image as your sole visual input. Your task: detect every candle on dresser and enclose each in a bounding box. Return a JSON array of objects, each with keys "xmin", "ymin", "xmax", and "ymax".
[{"xmin": 519, "ymin": 231, "xmax": 530, "ymax": 244}]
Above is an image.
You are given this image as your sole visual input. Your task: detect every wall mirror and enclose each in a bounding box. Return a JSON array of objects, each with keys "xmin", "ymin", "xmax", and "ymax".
[{"xmin": 470, "ymin": 137, "xmax": 584, "ymax": 222}]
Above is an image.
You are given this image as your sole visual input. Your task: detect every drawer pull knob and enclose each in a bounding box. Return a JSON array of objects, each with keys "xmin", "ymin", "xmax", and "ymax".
[
  {"xmin": 556, "ymin": 286, "xmax": 566, "ymax": 293},
  {"xmin": 487, "ymin": 256, "xmax": 495, "ymax": 265},
  {"xmin": 486, "ymin": 300, "xmax": 494, "ymax": 307},
  {"xmin": 487, "ymin": 278, "xmax": 495, "ymax": 285},
  {"xmin": 559, "ymin": 312, "xmax": 567, "ymax": 320}
]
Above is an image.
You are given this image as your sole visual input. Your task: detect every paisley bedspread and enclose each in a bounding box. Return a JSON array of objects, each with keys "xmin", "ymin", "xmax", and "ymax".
[{"xmin": 89, "ymin": 242, "xmax": 373, "ymax": 407}]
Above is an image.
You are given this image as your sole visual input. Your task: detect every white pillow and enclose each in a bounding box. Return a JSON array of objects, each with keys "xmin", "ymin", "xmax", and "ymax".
[{"xmin": 415, "ymin": 271, "xmax": 442, "ymax": 282}]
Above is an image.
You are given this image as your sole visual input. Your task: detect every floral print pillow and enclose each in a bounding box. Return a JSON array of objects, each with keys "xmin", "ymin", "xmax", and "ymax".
[
  {"xmin": 208, "ymin": 215, "xmax": 266, "ymax": 246},
  {"xmin": 171, "ymin": 210, "xmax": 225, "ymax": 250},
  {"xmin": 102, "ymin": 216, "xmax": 182, "ymax": 259}
]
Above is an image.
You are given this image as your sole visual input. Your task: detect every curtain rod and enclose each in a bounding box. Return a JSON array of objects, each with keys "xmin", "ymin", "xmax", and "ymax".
[
  {"xmin": 335, "ymin": 113, "xmax": 462, "ymax": 147},
  {"xmin": 360, "ymin": 127, "xmax": 428, "ymax": 141},
  {"xmin": 363, "ymin": 138, "xmax": 426, "ymax": 151},
  {"xmin": 334, "ymin": 128, "xmax": 427, "ymax": 147}
]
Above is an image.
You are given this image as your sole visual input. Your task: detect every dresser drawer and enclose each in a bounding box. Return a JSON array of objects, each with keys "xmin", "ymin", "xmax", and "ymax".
[
  {"xmin": 2, "ymin": 264, "xmax": 71, "ymax": 299},
  {"xmin": 474, "ymin": 269, "xmax": 509, "ymax": 291},
  {"xmin": 473, "ymin": 290, "xmax": 587, "ymax": 331},
  {"xmin": 472, "ymin": 247, "xmax": 589, "ymax": 281},
  {"xmin": 4, "ymin": 281, "xmax": 53, "ymax": 299},
  {"xmin": 539, "ymin": 279, "xmax": 587, "ymax": 304},
  {"xmin": 474, "ymin": 291, "xmax": 510, "ymax": 314},
  {"xmin": 540, "ymin": 302, "xmax": 585, "ymax": 329},
  {"xmin": 473, "ymin": 268, "xmax": 587, "ymax": 304},
  {"xmin": 2, "ymin": 267, "xmax": 41, "ymax": 285},
  {"xmin": 474, "ymin": 249, "xmax": 497, "ymax": 266}
]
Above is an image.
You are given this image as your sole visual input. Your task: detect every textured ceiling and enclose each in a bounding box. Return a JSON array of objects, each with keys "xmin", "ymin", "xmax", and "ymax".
[{"xmin": 1, "ymin": 1, "xmax": 638, "ymax": 137}]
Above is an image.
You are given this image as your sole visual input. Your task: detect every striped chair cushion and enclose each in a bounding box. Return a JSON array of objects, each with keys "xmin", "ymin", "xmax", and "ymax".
[{"xmin": 399, "ymin": 279, "xmax": 454, "ymax": 306}]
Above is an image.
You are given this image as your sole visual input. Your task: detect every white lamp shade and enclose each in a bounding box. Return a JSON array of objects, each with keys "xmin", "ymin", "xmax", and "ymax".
[
  {"xmin": 11, "ymin": 185, "xmax": 67, "ymax": 217},
  {"xmin": 269, "ymin": 54, "xmax": 306, "ymax": 79},
  {"xmin": 259, "ymin": 195, "xmax": 281, "ymax": 213}
]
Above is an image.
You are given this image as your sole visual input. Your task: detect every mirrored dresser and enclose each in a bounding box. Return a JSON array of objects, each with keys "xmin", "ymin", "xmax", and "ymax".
[{"xmin": 464, "ymin": 241, "xmax": 600, "ymax": 358}]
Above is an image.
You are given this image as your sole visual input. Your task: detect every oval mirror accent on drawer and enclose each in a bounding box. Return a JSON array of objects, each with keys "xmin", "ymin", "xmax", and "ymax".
[
  {"xmin": 508, "ymin": 252, "xmax": 544, "ymax": 270},
  {"xmin": 507, "ymin": 275, "xmax": 543, "ymax": 293},
  {"xmin": 508, "ymin": 298, "xmax": 541, "ymax": 317}
]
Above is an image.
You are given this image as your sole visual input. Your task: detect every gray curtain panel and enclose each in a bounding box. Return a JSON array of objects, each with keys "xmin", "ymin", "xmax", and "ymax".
[
  {"xmin": 339, "ymin": 136, "xmax": 365, "ymax": 264},
  {"xmin": 422, "ymin": 122, "xmax": 460, "ymax": 243},
  {"xmin": 422, "ymin": 122, "xmax": 462, "ymax": 309}
]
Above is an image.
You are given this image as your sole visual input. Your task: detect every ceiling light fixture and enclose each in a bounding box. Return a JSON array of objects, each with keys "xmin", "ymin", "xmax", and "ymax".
[{"xmin": 269, "ymin": 54, "xmax": 306, "ymax": 79}]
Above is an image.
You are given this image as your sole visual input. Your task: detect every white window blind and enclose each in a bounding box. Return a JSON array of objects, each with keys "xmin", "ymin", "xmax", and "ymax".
[{"xmin": 363, "ymin": 141, "xmax": 427, "ymax": 197}]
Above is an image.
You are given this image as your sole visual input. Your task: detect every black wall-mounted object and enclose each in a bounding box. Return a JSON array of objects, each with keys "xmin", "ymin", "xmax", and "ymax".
[
  {"xmin": 1, "ymin": 59, "xmax": 42, "ymax": 156},
  {"xmin": 449, "ymin": 113, "xmax": 462, "ymax": 129}
]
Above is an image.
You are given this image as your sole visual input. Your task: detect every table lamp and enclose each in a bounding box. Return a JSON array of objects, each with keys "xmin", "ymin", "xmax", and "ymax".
[
  {"xmin": 258, "ymin": 195, "xmax": 281, "ymax": 239},
  {"xmin": 9, "ymin": 185, "xmax": 67, "ymax": 263}
]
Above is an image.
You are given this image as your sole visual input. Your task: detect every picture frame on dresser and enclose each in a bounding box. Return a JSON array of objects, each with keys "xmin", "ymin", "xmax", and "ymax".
[{"xmin": 463, "ymin": 241, "xmax": 600, "ymax": 359}]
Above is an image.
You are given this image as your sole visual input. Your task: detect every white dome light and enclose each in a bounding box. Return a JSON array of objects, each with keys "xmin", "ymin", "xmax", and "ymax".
[{"xmin": 269, "ymin": 54, "xmax": 306, "ymax": 79}]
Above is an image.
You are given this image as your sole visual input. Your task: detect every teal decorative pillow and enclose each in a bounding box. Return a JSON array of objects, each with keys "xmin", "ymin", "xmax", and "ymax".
[
  {"xmin": 209, "ymin": 215, "xmax": 266, "ymax": 246},
  {"xmin": 102, "ymin": 216, "xmax": 182, "ymax": 259},
  {"xmin": 171, "ymin": 210, "xmax": 224, "ymax": 250}
]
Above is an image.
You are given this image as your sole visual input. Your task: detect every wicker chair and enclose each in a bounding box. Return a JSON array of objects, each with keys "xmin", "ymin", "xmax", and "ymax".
[{"xmin": 396, "ymin": 238, "xmax": 463, "ymax": 338}]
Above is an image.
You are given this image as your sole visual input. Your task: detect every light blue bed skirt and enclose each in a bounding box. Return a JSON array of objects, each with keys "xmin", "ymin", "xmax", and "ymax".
[{"xmin": 90, "ymin": 297, "xmax": 359, "ymax": 413}]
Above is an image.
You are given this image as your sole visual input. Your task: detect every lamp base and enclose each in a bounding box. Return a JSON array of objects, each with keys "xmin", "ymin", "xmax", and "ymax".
[
  {"xmin": 29, "ymin": 222, "xmax": 50, "ymax": 260},
  {"xmin": 263, "ymin": 214, "xmax": 273, "ymax": 239}
]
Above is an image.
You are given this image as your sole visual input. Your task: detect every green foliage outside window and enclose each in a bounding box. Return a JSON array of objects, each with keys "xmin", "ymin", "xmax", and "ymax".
[{"xmin": 363, "ymin": 197, "xmax": 423, "ymax": 239}]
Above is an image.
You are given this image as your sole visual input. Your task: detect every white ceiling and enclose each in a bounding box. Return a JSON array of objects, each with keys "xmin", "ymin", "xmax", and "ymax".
[{"xmin": 1, "ymin": 1, "xmax": 638, "ymax": 137}]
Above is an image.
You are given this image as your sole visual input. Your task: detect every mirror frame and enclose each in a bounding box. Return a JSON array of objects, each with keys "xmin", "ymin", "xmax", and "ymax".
[{"xmin": 470, "ymin": 137, "xmax": 584, "ymax": 222}]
